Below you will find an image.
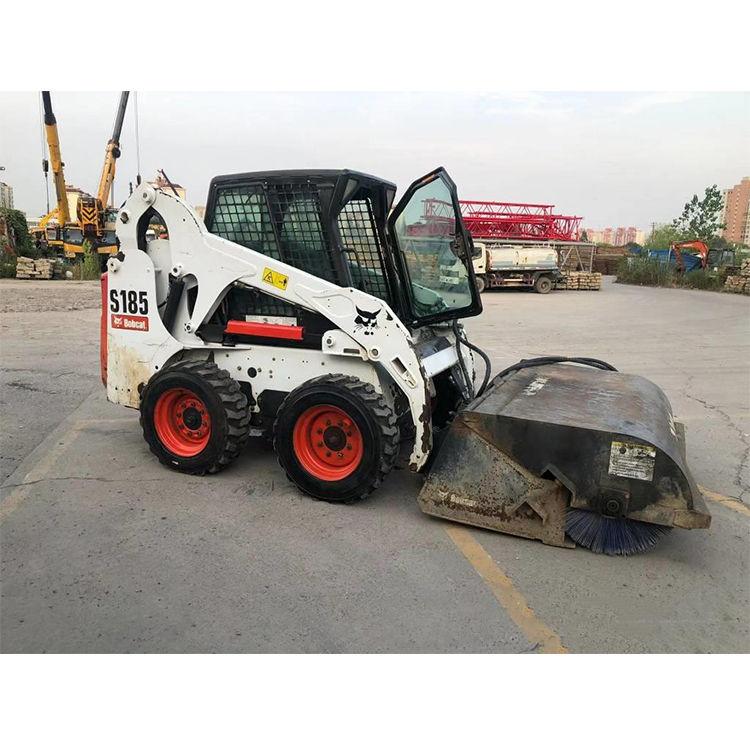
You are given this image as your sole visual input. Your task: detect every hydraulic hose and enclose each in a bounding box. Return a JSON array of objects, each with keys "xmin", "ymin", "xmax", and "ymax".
[
  {"xmin": 452, "ymin": 320, "xmax": 493, "ymax": 400},
  {"xmin": 494, "ymin": 356, "xmax": 618, "ymax": 382}
]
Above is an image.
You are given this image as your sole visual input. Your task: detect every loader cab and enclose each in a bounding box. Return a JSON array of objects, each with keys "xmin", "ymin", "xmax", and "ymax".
[{"xmin": 204, "ymin": 167, "xmax": 481, "ymax": 330}]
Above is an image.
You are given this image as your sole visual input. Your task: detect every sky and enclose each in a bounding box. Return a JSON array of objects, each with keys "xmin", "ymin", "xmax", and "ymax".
[{"xmin": 1, "ymin": 91, "xmax": 748, "ymax": 230}]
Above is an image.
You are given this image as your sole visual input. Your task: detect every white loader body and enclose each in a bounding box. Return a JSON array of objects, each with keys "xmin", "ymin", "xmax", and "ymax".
[{"xmin": 104, "ymin": 182, "xmax": 470, "ymax": 470}]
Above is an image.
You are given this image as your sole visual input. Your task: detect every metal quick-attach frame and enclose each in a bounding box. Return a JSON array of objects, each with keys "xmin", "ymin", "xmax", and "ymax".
[{"xmin": 107, "ymin": 184, "xmax": 455, "ymax": 469}]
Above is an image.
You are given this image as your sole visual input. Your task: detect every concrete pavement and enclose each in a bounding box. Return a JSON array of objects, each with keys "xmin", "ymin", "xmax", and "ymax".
[{"xmin": 1, "ymin": 279, "xmax": 748, "ymax": 653}]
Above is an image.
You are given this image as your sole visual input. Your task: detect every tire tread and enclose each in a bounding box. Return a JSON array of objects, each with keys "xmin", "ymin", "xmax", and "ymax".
[
  {"xmin": 140, "ymin": 359, "xmax": 250, "ymax": 475},
  {"xmin": 273, "ymin": 374, "xmax": 399, "ymax": 503}
]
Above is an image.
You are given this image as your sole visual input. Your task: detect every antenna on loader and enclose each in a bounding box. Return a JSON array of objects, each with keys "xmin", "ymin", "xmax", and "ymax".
[
  {"xmin": 134, "ymin": 91, "xmax": 142, "ymax": 186},
  {"xmin": 157, "ymin": 169, "xmax": 180, "ymax": 198}
]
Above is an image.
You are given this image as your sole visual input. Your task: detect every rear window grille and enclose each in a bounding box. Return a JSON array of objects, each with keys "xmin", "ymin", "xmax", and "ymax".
[
  {"xmin": 267, "ymin": 184, "xmax": 338, "ymax": 284},
  {"xmin": 338, "ymin": 198, "xmax": 391, "ymax": 305},
  {"xmin": 210, "ymin": 187, "xmax": 281, "ymax": 260}
]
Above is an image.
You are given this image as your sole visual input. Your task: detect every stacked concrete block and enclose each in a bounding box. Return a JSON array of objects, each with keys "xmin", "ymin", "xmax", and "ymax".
[
  {"xmin": 724, "ymin": 259, "xmax": 750, "ymax": 295},
  {"xmin": 556, "ymin": 271, "xmax": 602, "ymax": 291},
  {"xmin": 15, "ymin": 257, "xmax": 64, "ymax": 280}
]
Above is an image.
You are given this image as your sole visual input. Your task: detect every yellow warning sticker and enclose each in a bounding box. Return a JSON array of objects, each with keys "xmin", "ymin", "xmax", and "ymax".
[{"xmin": 262, "ymin": 267, "xmax": 289, "ymax": 291}]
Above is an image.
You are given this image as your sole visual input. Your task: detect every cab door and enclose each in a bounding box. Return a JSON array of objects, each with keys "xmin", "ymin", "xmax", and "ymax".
[{"xmin": 387, "ymin": 167, "xmax": 482, "ymax": 327}]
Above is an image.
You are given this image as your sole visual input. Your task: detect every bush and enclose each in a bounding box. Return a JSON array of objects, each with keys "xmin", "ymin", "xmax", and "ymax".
[
  {"xmin": 0, "ymin": 260, "xmax": 17, "ymax": 278},
  {"xmin": 616, "ymin": 257, "xmax": 725, "ymax": 292},
  {"xmin": 68, "ymin": 240, "xmax": 102, "ymax": 281},
  {"xmin": 616, "ymin": 257, "xmax": 676, "ymax": 287},
  {"xmin": 1, "ymin": 208, "xmax": 35, "ymax": 256},
  {"xmin": 679, "ymin": 269, "xmax": 724, "ymax": 291}
]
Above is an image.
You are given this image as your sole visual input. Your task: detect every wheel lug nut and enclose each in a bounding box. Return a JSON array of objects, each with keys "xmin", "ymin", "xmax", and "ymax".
[
  {"xmin": 181, "ymin": 403, "xmax": 186, "ymax": 409},
  {"xmin": 347, "ymin": 431, "xmax": 352, "ymax": 436},
  {"xmin": 337, "ymin": 453, "xmax": 343, "ymax": 458},
  {"xmin": 338, "ymin": 421, "xmax": 343, "ymax": 427},
  {"xmin": 347, "ymin": 444, "xmax": 352, "ymax": 450},
  {"xmin": 187, "ymin": 431, "xmax": 193, "ymax": 437},
  {"xmin": 177, "ymin": 412, "xmax": 182, "ymax": 417},
  {"xmin": 317, "ymin": 442, "xmax": 323, "ymax": 447},
  {"xmin": 326, "ymin": 451, "xmax": 331, "ymax": 457},
  {"xmin": 325, "ymin": 420, "xmax": 330, "ymax": 426},
  {"xmin": 317, "ymin": 428, "xmax": 323, "ymax": 435}
]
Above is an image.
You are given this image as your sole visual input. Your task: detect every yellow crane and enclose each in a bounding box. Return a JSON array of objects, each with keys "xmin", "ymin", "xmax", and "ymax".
[
  {"xmin": 29, "ymin": 92, "xmax": 72, "ymax": 252},
  {"xmin": 35, "ymin": 91, "xmax": 129, "ymax": 260}
]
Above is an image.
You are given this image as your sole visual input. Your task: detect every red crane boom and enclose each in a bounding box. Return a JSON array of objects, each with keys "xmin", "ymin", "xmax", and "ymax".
[{"xmin": 407, "ymin": 199, "xmax": 583, "ymax": 241}]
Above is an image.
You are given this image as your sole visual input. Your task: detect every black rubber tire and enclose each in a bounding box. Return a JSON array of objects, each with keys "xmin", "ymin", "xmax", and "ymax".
[
  {"xmin": 534, "ymin": 275, "xmax": 553, "ymax": 294},
  {"xmin": 140, "ymin": 359, "xmax": 249, "ymax": 475},
  {"xmin": 475, "ymin": 275, "xmax": 487, "ymax": 294},
  {"xmin": 274, "ymin": 374, "xmax": 399, "ymax": 503}
]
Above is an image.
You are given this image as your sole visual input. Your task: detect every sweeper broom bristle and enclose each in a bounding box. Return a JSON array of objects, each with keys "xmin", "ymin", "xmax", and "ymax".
[{"xmin": 565, "ymin": 508, "xmax": 672, "ymax": 556}]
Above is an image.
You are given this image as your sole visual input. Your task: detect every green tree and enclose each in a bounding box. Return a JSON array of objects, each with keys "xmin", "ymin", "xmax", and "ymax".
[
  {"xmin": 671, "ymin": 184, "xmax": 726, "ymax": 241},
  {"xmin": 81, "ymin": 239, "xmax": 101, "ymax": 280},
  {"xmin": 580, "ymin": 229, "xmax": 588, "ymax": 242},
  {"xmin": 1, "ymin": 208, "xmax": 35, "ymax": 257},
  {"xmin": 709, "ymin": 234, "xmax": 732, "ymax": 250},
  {"xmin": 645, "ymin": 224, "xmax": 686, "ymax": 250}
]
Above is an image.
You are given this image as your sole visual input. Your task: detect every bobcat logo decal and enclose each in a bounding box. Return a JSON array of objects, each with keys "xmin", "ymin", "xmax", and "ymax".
[{"xmin": 354, "ymin": 306, "xmax": 381, "ymax": 336}]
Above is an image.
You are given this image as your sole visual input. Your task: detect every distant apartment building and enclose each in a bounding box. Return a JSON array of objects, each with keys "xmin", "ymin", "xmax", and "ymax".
[
  {"xmin": 615, "ymin": 227, "xmax": 634, "ymax": 246},
  {"xmin": 194, "ymin": 205, "xmax": 206, "ymax": 219},
  {"xmin": 584, "ymin": 225, "xmax": 644, "ymax": 246},
  {"xmin": 720, "ymin": 177, "xmax": 750, "ymax": 246},
  {"xmin": 0, "ymin": 182, "xmax": 14, "ymax": 209}
]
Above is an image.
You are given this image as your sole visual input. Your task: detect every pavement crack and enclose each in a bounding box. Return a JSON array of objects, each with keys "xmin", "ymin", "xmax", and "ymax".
[
  {"xmin": 680, "ymin": 377, "xmax": 750, "ymax": 501},
  {"xmin": 2, "ymin": 475, "xmax": 250, "ymax": 490},
  {"xmin": 4, "ymin": 381, "xmax": 59, "ymax": 395}
]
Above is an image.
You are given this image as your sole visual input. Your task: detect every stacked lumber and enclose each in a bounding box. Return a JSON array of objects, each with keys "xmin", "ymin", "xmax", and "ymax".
[
  {"xmin": 593, "ymin": 246, "xmax": 629, "ymax": 275},
  {"xmin": 556, "ymin": 271, "xmax": 602, "ymax": 291},
  {"xmin": 724, "ymin": 259, "xmax": 750, "ymax": 295},
  {"xmin": 15, "ymin": 257, "xmax": 64, "ymax": 280}
]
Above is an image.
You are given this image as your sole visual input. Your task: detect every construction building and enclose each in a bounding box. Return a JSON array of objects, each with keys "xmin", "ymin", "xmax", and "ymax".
[
  {"xmin": 720, "ymin": 177, "xmax": 750, "ymax": 246},
  {"xmin": 0, "ymin": 181, "xmax": 14, "ymax": 209}
]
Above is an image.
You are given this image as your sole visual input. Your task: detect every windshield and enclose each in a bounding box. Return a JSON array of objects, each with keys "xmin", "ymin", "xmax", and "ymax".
[{"xmin": 392, "ymin": 174, "xmax": 473, "ymax": 320}]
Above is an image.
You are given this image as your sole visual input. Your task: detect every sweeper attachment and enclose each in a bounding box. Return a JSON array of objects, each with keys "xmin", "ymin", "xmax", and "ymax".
[
  {"xmin": 102, "ymin": 166, "xmax": 710, "ymax": 556},
  {"xmin": 419, "ymin": 358, "xmax": 711, "ymax": 555}
]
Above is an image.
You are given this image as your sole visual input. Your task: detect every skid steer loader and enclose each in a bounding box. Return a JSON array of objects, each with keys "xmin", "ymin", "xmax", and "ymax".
[{"xmin": 102, "ymin": 167, "xmax": 711, "ymax": 555}]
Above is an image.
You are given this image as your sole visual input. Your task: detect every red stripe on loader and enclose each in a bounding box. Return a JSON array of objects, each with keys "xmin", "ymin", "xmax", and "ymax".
[{"xmin": 224, "ymin": 320, "xmax": 304, "ymax": 340}]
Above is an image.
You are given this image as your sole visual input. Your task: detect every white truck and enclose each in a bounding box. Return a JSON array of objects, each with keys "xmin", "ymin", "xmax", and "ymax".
[{"xmin": 441, "ymin": 242, "xmax": 562, "ymax": 294}]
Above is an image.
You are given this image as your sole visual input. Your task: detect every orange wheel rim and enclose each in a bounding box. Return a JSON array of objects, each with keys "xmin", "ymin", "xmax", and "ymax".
[
  {"xmin": 153, "ymin": 388, "xmax": 211, "ymax": 457},
  {"xmin": 292, "ymin": 405, "xmax": 363, "ymax": 480}
]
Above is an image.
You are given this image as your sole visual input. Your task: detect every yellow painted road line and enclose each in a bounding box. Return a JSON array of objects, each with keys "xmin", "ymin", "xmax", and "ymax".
[
  {"xmin": 445, "ymin": 525, "xmax": 568, "ymax": 654},
  {"xmin": 0, "ymin": 420, "xmax": 84, "ymax": 525},
  {"xmin": 699, "ymin": 485, "xmax": 750, "ymax": 518}
]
